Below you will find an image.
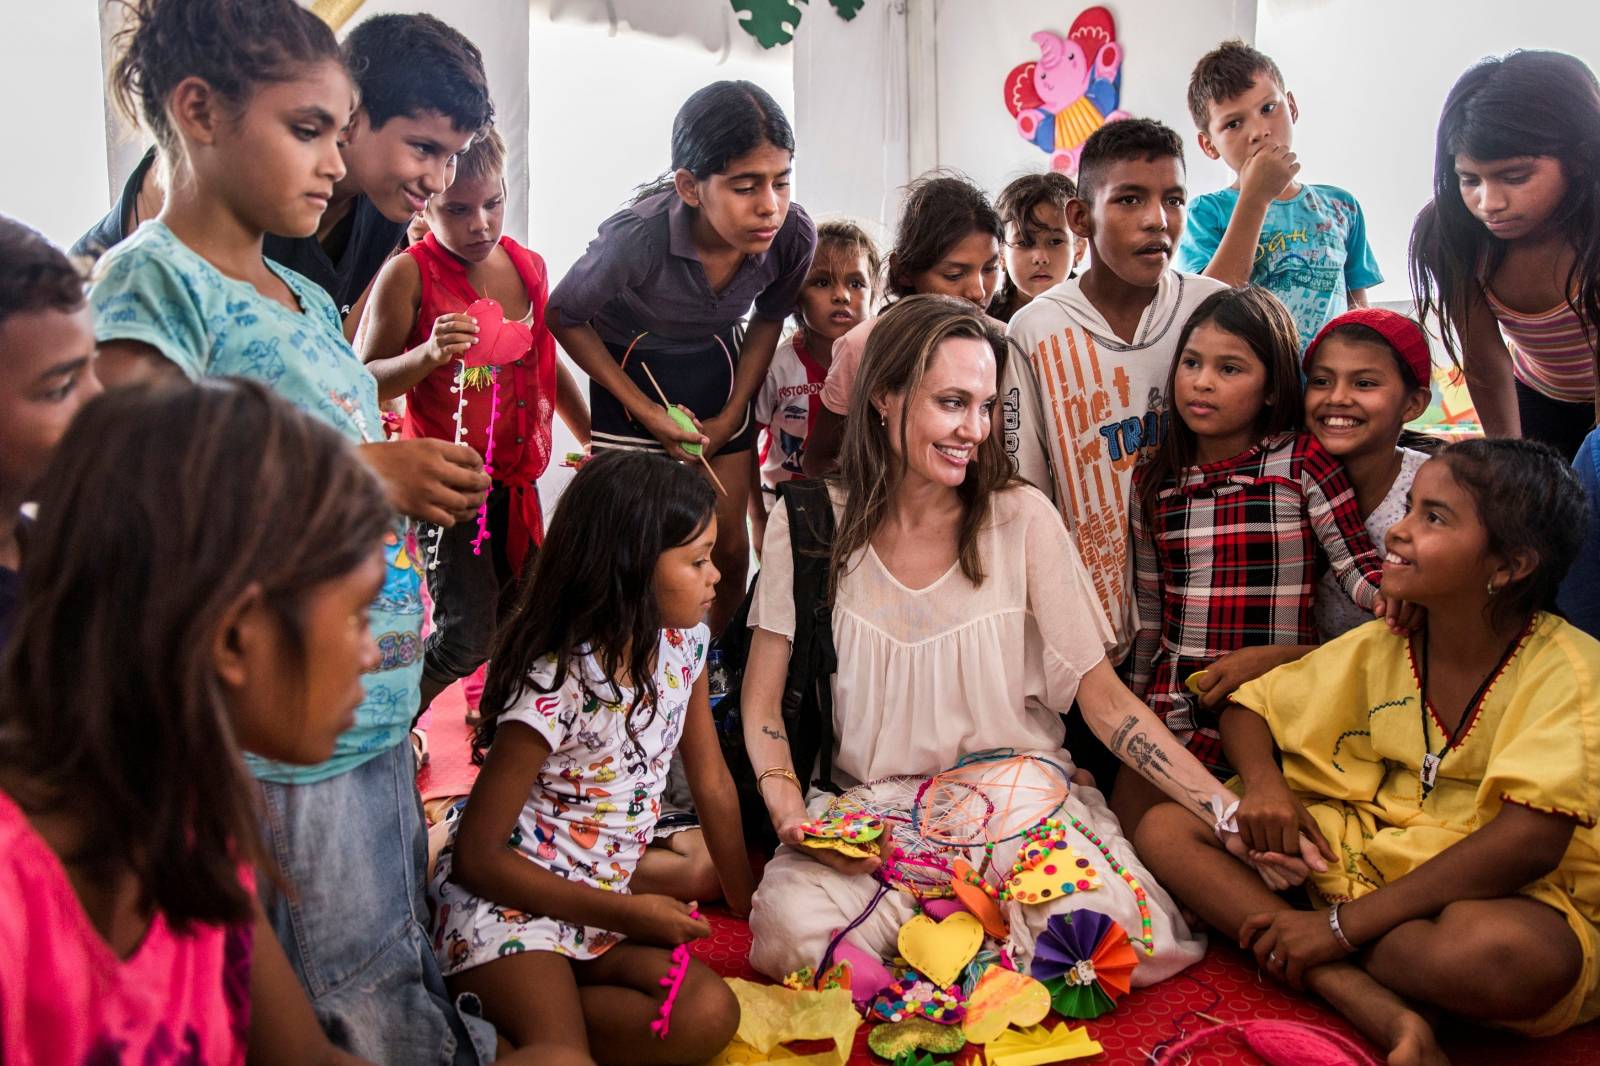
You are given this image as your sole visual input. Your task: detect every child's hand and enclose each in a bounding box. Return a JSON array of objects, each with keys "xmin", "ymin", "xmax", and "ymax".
[
  {"xmin": 1239, "ymin": 907, "xmax": 1351, "ymax": 989},
  {"xmin": 1238, "ymin": 142, "xmax": 1300, "ymax": 206},
  {"xmin": 622, "ymin": 895, "xmax": 711, "ymax": 947},
  {"xmin": 1237, "ymin": 778, "xmax": 1334, "ymax": 865},
  {"xmin": 642, "ymin": 403, "xmax": 711, "ymax": 463},
  {"xmin": 1196, "ymin": 645, "xmax": 1305, "ymax": 709},
  {"xmin": 1374, "ymin": 593, "xmax": 1424, "ymax": 636},
  {"xmin": 424, "ymin": 313, "xmax": 479, "ymax": 367},
  {"xmin": 361, "ymin": 438, "xmax": 489, "ymax": 526}
]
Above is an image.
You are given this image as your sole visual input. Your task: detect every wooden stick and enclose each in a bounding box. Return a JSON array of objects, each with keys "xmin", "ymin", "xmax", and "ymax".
[{"xmin": 640, "ymin": 364, "xmax": 728, "ymax": 496}]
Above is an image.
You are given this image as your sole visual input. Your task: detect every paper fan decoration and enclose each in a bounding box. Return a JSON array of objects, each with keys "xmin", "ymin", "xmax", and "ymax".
[{"xmin": 1029, "ymin": 910, "xmax": 1138, "ymax": 1019}]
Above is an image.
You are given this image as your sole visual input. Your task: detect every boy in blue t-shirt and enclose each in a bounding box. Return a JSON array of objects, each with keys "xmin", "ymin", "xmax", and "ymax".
[{"xmin": 1177, "ymin": 40, "xmax": 1382, "ymax": 350}]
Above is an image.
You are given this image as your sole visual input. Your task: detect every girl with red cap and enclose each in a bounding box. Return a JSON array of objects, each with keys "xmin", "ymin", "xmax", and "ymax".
[{"xmin": 1188, "ymin": 308, "xmax": 1437, "ymax": 707}]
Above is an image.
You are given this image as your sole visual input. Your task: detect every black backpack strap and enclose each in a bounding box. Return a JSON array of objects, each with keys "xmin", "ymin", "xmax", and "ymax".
[{"xmin": 776, "ymin": 479, "xmax": 838, "ymax": 792}]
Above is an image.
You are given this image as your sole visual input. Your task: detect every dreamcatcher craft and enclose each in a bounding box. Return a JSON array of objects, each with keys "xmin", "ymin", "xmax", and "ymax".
[
  {"xmin": 914, "ymin": 752, "xmax": 1071, "ymax": 849},
  {"xmin": 822, "ymin": 775, "xmax": 975, "ymax": 899},
  {"xmin": 1030, "ymin": 910, "xmax": 1138, "ymax": 1019}
]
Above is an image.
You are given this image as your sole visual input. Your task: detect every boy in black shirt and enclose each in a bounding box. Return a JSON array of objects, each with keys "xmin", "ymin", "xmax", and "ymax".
[{"xmin": 75, "ymin": 14, "xmax": 493, "ymax": 332}]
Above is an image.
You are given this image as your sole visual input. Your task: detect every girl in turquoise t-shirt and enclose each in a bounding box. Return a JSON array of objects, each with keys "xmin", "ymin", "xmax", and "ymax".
[{"xmin": 86, "ymin": 2, "xmax": 492, "ymax": 1061}]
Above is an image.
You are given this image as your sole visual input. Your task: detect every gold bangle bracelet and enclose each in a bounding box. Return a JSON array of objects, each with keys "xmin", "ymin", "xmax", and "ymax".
[{"xmin": 757, "ymin": 766, "xmax": 802, "ymax": 791}]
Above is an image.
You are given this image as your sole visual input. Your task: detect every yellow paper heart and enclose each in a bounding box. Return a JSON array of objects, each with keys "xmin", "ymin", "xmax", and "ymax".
[
  {"xmin": 962, "ymin": 967, "xmax": 1052, "ymax": 1044},
  {"xmin": 896, "ymin": 911, "xmax": 983, "ymax": 989}
]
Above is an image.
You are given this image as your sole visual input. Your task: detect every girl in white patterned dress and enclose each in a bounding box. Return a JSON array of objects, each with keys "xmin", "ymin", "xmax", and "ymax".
[{"xmin": 428, "ymin": 451, "xmax": 755, "ymax": 1066}]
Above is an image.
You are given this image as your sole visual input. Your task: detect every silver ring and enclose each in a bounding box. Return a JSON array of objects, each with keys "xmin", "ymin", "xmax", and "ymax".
[{"xmin": 1268, "ymin": 952, "xmax": 1279, "ymax": 964}]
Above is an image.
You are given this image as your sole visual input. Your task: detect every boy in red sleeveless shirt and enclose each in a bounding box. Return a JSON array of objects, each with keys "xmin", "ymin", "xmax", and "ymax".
[{"xmin": 360, "ymin": 128, "xmax": 589, "ymax": 717}]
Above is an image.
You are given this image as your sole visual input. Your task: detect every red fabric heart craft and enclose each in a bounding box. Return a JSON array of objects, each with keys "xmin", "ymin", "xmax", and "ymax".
[{"xmin": 463, "ymin": 298, "xmax": 533, "ymax": 368}]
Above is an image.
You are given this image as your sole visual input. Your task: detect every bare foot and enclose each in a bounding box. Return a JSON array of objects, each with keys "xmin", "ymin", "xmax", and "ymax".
[
  {"xmin": 1386, "ymin": 1009, "xmax": 1448, "ymax": 1066},
  {"xmin": 1307, "ymin": 961, "xmax": 1445, "ymax": 1066}
]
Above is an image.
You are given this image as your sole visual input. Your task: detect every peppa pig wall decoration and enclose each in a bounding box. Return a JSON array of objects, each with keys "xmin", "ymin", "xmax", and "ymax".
[{"xmin": 1002, "ymin": 7, "xmax": 1128, "ymax": 174}]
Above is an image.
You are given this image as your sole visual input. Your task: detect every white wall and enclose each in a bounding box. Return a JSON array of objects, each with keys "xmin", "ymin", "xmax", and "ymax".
[
  {"xmin": 929, "ymin": 0, "xmax": 1253, "ymax": 210},
  {"xmin": 792, "ymin": 0, "xmax": 909, "ymax": 237},
  {"xmin": 1256, "ymin": 0, "xmax": 1600, "ymax": 303},
  {"xmin": 0, "ymin": 2, "xmax": 109, "ymax": 247}
]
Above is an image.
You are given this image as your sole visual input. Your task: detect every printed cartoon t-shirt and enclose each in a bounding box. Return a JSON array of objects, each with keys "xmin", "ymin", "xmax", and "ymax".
[
  {"xmin": 1178, "ymin": 184, "xmax": 1383, "ymax": 351},
  {"xmin": 90, "ymin": 222, "xmax": 424, "ymax": 784},
  {"xmin": 485, "ymin": 626, "xmax": 707, "ymax": 953}
]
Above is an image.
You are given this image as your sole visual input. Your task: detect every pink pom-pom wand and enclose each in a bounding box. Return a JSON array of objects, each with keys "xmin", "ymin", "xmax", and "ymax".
[{"xmin": 649, "ymin": 909, "xmax": 700, "ymax": 1040}]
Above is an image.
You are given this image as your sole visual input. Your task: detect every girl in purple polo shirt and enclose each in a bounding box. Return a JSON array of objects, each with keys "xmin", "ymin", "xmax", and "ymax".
[{"xmin": 548, "ymin": 80, "xmax": 816, "ymax": 634}]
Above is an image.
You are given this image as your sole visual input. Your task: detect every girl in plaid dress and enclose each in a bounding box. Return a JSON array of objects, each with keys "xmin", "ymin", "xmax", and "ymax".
[{"xmin": 1115, "ymin": 288, "xmax": 1389, "ymax": 829}]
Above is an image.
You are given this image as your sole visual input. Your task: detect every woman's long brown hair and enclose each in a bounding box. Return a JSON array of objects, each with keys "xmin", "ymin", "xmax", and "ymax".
[
  {"xmin": 0, "ymin": 379, "xmax": 391, "ymax": 929},
  {"xmin": 829, "ymin": 294, "xmax": 1015, "ymax": 597}
]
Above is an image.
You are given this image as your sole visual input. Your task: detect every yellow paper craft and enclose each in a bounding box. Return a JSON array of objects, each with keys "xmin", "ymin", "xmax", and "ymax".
[
  {"xmin": 897, "ymin": 911, "xmax": 984, "ymax": 989},
  {"xmin": 708, "ymin": 1041, "xmax": 841, "ymax": 1066},
  {"xmin": 1007, "ymin": 844, "xmax": 1100, "ymax": 904},
  {"xmin": 985, "ymin": 1021, "xmax": 1103, "ymax": 1066},
  {"xmin": 799, "ymin": 835, "xmax": 880, "ymax": 861},
  {"xmin": 718, "ymin": 980, "xmax": 860, "ymax": 1066},
  {"xmin": 962, "ymin": 967, "xmax": 1052, "ymax": 1044}
]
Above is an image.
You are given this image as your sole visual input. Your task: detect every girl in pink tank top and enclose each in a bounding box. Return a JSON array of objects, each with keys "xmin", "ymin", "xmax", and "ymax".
[
  {"xmin": 0, "ymin": 380, "xmax": 388, "ymax": 1064},
  {"xmin": 1410, "ymin": 50, "xmax": 1600, "ymax": 459}
]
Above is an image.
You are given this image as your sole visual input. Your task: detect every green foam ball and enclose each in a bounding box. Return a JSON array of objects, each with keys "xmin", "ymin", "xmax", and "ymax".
[{"xmin": 668, "ymin": 406, "xmax": 703, "ymax": 457}]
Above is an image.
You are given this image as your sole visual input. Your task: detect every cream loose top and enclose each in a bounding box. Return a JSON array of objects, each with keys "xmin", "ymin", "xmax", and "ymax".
[{"xmin": 750, "ymin": 483, "xmax": 1114, "ymax": 786}]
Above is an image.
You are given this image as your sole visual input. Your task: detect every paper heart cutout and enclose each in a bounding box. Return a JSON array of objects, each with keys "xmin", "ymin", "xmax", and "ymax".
[
  {"xmin": 897, "ymin": 911, "xmax": 983, "ymax": 990},
  {"xmin": 962, "ymin": 967, "xmax": 1052, "ymax": 1044},
  {"xmin": 828, "ymin": 937, "xmax": 893, "ymax": 1009},
  {"xmin": 949, "ymin": 860, "xmax": 1010, "ymax": 939},
  {"xmin": 920, "ymin": 898, "xmax": 965, "ymax": 922},
  {"xmin": 462, "ymin": 298, "xmax": 533, "ymax": 368}
]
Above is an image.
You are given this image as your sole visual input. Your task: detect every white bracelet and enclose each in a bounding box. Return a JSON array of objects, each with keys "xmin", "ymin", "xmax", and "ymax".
[
  {"xmin": 1328, "ymin": 902, "xmax": 1357, "ymax": 953},
  {"xmin": 1211, "ymin": 794, "xmax": 1241, "ymax": 841}
]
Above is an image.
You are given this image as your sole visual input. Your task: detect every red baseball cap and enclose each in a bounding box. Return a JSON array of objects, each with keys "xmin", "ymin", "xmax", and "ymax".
[{"xmin": 1303, "ymin": 308, "xmax": 1433, "ymax": 388}]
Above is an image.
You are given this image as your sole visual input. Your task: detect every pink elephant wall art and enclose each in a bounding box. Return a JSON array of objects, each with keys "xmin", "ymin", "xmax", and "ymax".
[{"xmin": 1002, "ymin": 6, "xmax": 1129, "ymax": 174}]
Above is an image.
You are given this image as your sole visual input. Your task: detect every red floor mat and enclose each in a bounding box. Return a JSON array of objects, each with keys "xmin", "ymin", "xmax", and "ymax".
[
  {"xmin": 419, "ymin": 686, "xmax": 1599, "ymax": 1062},
  {"xmin": 690, "ymin": 908, "xmax": 1600, "ymax": 1064}
]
